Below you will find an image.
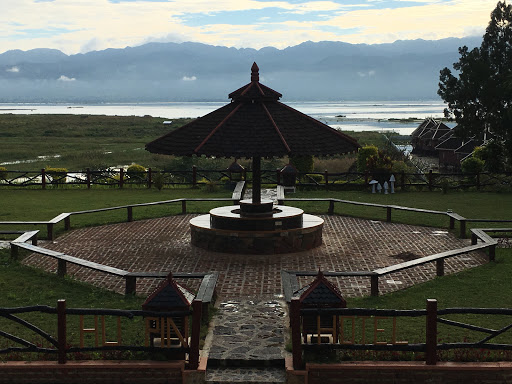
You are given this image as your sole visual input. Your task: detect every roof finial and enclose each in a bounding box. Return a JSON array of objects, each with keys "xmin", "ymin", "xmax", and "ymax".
[{"xmin": 251, "ymin": 62, "xmax": 259, "ymax": 82}]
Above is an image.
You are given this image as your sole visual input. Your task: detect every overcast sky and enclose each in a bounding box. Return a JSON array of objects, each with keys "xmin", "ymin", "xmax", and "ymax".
[{"xmin": 0, "ymin": 0, "xmax": 499, "ymax": 55}]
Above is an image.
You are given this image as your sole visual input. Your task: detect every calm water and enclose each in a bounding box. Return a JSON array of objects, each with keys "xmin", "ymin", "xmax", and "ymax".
[{"xmin": 0, "ymin": 100, "xmax": 448, "ymax": 135}]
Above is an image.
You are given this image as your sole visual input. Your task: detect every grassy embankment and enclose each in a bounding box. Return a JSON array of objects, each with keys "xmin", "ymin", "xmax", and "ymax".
[{"xmin": 0, "ymin": 113, "xmax": 387, "ymax": 172}]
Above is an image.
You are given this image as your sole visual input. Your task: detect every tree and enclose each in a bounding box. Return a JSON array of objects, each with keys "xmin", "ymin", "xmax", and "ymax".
[{"xmin": 438, "ymin": 1, "xmax": 512, "ymax": 167}]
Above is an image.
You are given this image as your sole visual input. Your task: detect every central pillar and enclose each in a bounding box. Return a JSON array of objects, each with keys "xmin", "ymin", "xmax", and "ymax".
[{"xmin": 252, "ymin": 156, "xmax": 261, "ymax": 204}]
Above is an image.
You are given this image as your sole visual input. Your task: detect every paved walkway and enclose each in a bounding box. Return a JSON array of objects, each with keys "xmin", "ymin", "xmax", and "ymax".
[
  {"xmin": 22, "ymin": 214, "xmax": 487, "ymax": 299},
  {"xmin": 204, "ymin": 298, "xmax": 287, "ymax": 383}
]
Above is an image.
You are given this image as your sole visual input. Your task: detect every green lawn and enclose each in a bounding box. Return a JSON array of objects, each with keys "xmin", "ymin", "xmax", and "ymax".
[{"xmin": 1, "ymin": 187, "xmax": 511, "ymax": 362}]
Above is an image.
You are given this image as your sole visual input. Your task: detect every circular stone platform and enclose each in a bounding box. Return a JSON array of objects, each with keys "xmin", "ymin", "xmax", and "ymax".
[{"xmin": 190, "ymin": 207, "xmax": 323, "ymax": 254}]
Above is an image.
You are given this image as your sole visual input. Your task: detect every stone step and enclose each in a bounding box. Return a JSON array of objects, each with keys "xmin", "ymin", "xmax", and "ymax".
[
  {"xmin": 206, "ymin": 366, "xmax": 286, "ymax": 384},
  {"xmin": 207, "ymin": 358, "xmax": 285, "ymax": 368}
]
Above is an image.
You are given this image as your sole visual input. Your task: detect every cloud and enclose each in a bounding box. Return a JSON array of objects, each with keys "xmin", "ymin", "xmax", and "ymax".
[
  {"xmin": 182, "ymin": 76, "xmax": 197, "ymax": 81},
  {"xmin": 0, "ymin": 0, "xmax": 499, "ymax": 54},
  {"xmin": 57, "ymin": 75, "xmax": 76, "ymax": 82},
  {"xmin": 6, "ymin": 66, "xmax": 20, "ymax": 73}
]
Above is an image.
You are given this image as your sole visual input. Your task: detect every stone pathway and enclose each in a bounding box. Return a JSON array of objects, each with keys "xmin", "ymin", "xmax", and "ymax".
[
  {"xmin": 205, "ymin": 298, "xmax": 287, "ymax": 383},
  {"xmin": 243, "ymin": 188, "xmax": 278, "ymax": 202}
]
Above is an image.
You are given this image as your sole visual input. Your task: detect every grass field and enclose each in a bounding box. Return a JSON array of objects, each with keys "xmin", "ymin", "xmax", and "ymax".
[
  {"xmin": 0, "ymin": 187, "xmax": 511, "ymax": 361},
  {"xmin": 0, "ymin": 114, "xmax": 386, "ymax": 172}
]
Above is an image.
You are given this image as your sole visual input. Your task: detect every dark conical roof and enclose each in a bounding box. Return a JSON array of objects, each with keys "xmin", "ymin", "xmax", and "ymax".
[
  {"xmin": 142, "ymin": 273, "xmax": 195, "ymax": 311},
  {"xmin": 146, "ymin": 63, "xmax": 359, "ymax": 158},
  {"xmin": 293, "ymin": 271, "xmax": 346, "ymax": 307}
]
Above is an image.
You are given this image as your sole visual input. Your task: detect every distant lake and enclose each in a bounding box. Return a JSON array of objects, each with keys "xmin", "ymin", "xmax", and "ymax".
[{"xmin": 0, "ymin": 100, "xmax": 450, "ymax": 135}]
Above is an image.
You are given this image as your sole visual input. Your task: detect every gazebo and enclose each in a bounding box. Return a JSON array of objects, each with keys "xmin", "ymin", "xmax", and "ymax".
[{"xmin": 146, "ymin": 63, "xmax": 359, "ymax": 254}]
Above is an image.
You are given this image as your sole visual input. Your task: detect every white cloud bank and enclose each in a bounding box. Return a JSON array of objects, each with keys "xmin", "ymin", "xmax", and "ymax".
[
  {"xmin": 0, "ymin": 0, "xmax": 499, "ymax": 55},
  {"xmin": 182, "ymin": 76, "xmax": 197, "ymax": 81},
  {"xmin": 6, "ymin": 66, "xmax": 20, "ymax": 73}
]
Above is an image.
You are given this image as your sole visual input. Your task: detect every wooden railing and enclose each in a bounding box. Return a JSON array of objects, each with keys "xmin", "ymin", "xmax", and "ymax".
[
  {"xmin": 0, "ymin": 300, "xmax": 202, "ymax": 368},
  {"xmin": 2, "ymin": 198, "xmax": 507, "ymax": 297},
  {"xmin": 290, "ymin": 299, "xmax": 512, "ymax": 369},
  {"xmin": 1, "ymin": 168, "xmax": 511, "ymax": 191}
]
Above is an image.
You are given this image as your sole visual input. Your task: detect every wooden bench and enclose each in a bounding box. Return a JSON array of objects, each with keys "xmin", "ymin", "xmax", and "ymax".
[{"xmin": 371, "ymin": 243, "xmax": 490, "ymax": 296}]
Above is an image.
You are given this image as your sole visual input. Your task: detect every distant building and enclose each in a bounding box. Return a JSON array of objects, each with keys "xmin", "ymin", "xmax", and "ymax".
[
  {"xmin": 436, "ymin": 133, "xmax": 483, "ymax": 171},
  {"xmin": 411, "ymin": 118, "xmax": 452, "ymax": 156},
  {"xmin": 411, "ymin": 118, "xmax": 485, "ymax": 171}
]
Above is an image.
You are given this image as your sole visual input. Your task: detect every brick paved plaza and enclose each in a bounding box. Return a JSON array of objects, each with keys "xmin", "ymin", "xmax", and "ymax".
[{"xmin": 23, "ymin": 214, "xmax": 488, "ymax": 298}]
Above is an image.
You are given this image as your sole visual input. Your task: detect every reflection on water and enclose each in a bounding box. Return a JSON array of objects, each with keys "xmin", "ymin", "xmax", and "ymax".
[{"xmin": 0, "ymin": 100, "xmax": 449, "ymax": 136}]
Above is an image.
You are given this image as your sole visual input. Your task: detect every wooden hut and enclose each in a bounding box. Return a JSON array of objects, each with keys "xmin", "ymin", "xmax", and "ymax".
[
  {"xmin": 142, "ymin": 273, "xmax": 195, "ymax": 350},
  {"xmin": 292, "ymin": 271, "xmax": 346, "ymax": 344}
]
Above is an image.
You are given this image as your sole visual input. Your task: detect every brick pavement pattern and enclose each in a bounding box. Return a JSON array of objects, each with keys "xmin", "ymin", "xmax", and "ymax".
[{"xmin": 22, "ymin": 214, "xmax": 488, "ymax": 298}]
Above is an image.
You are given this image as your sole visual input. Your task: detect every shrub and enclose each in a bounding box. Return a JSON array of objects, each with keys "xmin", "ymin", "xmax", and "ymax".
[
  {"xmin": 126, "ymin": 164, "xmax": 146, "ymax": 179},
  {"xmin": 289, "ymin": 155, "xmax": 314, "ymax": 174},
  {"xmin": 356, "ymin": 145, "xmax": 378, "ymax": 172},
  {"xmin": 204, "ymin": 180, "xmax": 218, "ymax": 193},
  {"xmin": 461, "ymin": 157, "xmax": 485, "ymax": 174},
  {"xmin": 306, "ymin": 173, "xmax": 324, "ymax": 183},
  {"xmin": 45, "ymin": 167, "xmax": 68, "ymax": 184},
  {"xmin": 152, "ymin": 172, "xmax": 165, "ymax": 191},
  {"xmin": 0, "ymin": 167, "xmax": 7, "ymax": 180}
]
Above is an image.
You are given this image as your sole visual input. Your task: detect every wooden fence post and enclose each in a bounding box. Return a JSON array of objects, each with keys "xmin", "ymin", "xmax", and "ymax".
[
  {"xmin": 386, "ymin": 206, "xmax": 392, "ymax": 222},
  {"xmin": 147, "ymin": 168, "xmax": 152, "ymax": 189},
  {"xmin": 47, "ymin": 223, "xmax": 54, "ymax": 241},
  {"xmin": 189, "ymin": 300, "xmax": 202, "ymax": 369},
  {"xmin": 86, "ymin": 168, "xmax": 91, "ymax": 189},
  {"xmin": 57, "ymin": 299, "xmax": 67, "ymax": 364},
  {"xmin": 290, "ymin": 298, "xmax": 303, "ymax": 370},
  {"xmin": 325, "ymin": 170, "xmax": 329, "ymax": 190},
  {"xmin": 58, "ymin": 259, "xmax": 67, "ymax": 277},
  {"xmin": 436, "ymin": 259, "xmax": 444, "ymax": 277},
  {"xmin": 64, "ymin": 216, "xmax": 71, "ymax": 231},
  {"xmin": 10, "ymin": 244, "xmax": 18, "ymax": 260},
  {"xmin": 192, "ymin": 166, "xmax": 197, "ymax": 188},
  {"xmin": 276, "ymin": 169, "xmax": 281, "ymax": 185},
  {"xmin": 371, "ymin": 275, "xmax": 379, "ymax": 297},
  {"xmin": 127, "ymin": 206, "xmax": 133, "ymax": 222},
  {"xmin": 426, "ymin": 299, "xmax": 438, "ymax": 365},
  {"xmin": 489, "ymin": 244, "xmax": 496, "ymax": 262},
  {"xmin": 328, "ymin": 200, "xmax": 335, "ymax": 215},
  {"xmin": 41, "ymin": 168, "xmax": 46, "ymax": 190},
  {"xmin": 125, "ymin": 276, "xmax": 136, "ymax": 295},
  {"xmin": 459, "ymin": 219, "xmax": 467, "ymax": 239},
  {"xmin": 119, "ymin": 168, "xmax": 124, "ymax": 188},
  {"xmin": 182, "ymin": 200, "xmax": 187, "ymax": 215}
]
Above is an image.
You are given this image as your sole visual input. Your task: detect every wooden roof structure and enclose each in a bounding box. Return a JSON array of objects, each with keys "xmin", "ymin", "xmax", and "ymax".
[
  {"xmin": 142, "ymin": 273, "xmax": 195, "ymax": 311},
  {"xmin": 293, "ymin": 271, "xmax": 346, "ymax": 307},
  {"xmin": 146, "ymin": 63, "xmax": 359, "ymax": 159},
  {"xmin": 146, "ymin": 63, "xmax": 359, "ymax": 204}
]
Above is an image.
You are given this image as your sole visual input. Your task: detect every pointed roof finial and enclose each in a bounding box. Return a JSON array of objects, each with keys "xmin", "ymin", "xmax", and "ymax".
[{"xmin": 251, "ymin": 62, "xmax": 259, "ymax": 82}]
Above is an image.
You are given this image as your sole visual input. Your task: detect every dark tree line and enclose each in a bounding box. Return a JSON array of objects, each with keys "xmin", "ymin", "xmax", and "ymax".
[{"xmin": 439, "ymin": 1, "xmax": 512, "ymax": 171}]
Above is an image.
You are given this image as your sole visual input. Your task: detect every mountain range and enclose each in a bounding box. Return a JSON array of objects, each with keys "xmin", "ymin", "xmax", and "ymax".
[{"xmin": 0, "ymin": 37, "xmax": 482, "ymax": 103}]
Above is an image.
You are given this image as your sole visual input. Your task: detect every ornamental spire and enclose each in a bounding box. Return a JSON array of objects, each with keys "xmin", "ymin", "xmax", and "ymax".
[{"xmin": 251, "ymin": 62, "xmax": 259, "ymax": 82}]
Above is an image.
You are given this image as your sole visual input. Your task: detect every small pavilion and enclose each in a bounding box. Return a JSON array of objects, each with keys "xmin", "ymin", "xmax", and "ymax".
[{"xmin": 146, "ymin": 63, "xmax": 359, "ymax": 254}]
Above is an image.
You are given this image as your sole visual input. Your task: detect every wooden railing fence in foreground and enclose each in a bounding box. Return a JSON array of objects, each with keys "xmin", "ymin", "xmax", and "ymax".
[
  {"xmin": 1, "ymin": 168, "xmax": 511, "ymax": 192},
  {"xmin": 290, "ymin": 299, "xmax": 512, "ymax": 369},
  {"xmin": 0, "ymin": 299, "xmax": 202, "ymax": 368}
]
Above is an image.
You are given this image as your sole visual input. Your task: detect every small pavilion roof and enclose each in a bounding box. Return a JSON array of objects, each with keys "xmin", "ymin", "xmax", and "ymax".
[
  {"xmin": 146, "ymin": 63, "xmax": 359, "ymax": 158},
  {"xmin": 142, "ymin": 273, "xmax": 195, "ymax": 311},
  {"xmin": 293, "ymin": 271, "xmax": 346, "ymax": 307}
]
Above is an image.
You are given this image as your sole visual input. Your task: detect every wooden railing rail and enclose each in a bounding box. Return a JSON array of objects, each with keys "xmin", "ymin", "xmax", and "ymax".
[
  {"xmin": 291, "ymin": 299, "xmax": 512, "ymax": 369},
  {"xmin": 0, "ymin": 300, "xmax": 202, "ymax": 368}
]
